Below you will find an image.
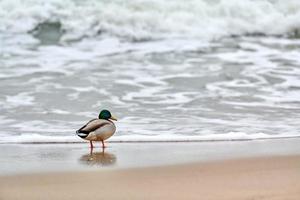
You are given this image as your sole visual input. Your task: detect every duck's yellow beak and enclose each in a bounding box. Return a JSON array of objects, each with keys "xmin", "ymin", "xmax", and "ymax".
[{"xmin": 110, "ymin": 115, "xmax": 117, "ymax": 121}]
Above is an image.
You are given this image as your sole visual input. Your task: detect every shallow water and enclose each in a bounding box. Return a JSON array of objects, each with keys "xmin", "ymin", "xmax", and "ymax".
[
  {"xmin": 1, "ymin": 0, "xmax": 300, "ymax": 143},
  {"xmin": 1, "ymin": 139, "xmax": 300, "ymax": 175}
]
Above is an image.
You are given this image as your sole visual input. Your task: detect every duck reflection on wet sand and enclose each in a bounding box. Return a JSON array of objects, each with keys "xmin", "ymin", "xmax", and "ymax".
[{"xmin": 80, "ymin": 149, "xmax": 117, "ymax": 166}]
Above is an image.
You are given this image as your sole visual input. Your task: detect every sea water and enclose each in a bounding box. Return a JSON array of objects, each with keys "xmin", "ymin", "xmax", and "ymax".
[{"xmin": 1, "ymin": 0, "xmax": 300, "ymax": 143}]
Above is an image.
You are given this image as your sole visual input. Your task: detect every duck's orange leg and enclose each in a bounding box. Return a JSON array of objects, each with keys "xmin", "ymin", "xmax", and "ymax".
[
  {"xmin": 89, "ymin": 141, "xmax": 94, "ymax": 154},
  {"xmin": 101, "ymin": 140, "xmax": 106, "ymax": 149},
  {"xmin": 90, "ymin": 141, "xmax": 94, "ymax": 149}
]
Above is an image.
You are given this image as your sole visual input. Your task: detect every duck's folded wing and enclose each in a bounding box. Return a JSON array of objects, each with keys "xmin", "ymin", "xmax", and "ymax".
[{"xmin": 77, "ymin": 119, "xmax": 110, "ymax": 134}]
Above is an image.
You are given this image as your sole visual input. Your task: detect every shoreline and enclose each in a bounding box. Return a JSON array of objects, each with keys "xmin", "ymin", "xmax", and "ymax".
[
  {"xmin": 1, "ymin": 154, "xmax": 300, "ymax": 200},
  {"xmin": 2, "ymin": 134, "xmax": 300, "ymax": 144}
]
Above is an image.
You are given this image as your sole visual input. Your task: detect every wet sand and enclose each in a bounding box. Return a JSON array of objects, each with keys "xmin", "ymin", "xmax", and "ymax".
[{"xmin": 1, "ymin": 155, "xmax": 300, "ymax": 200}]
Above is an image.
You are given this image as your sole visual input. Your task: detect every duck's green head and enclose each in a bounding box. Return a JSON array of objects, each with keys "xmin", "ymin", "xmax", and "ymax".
[{"xmin": 98, "ymin": 109, "xmax": 117, "ymax": 121}]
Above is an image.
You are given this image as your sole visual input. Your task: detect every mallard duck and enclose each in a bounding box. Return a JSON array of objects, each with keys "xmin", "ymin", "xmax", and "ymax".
[{"xmin": 76, "ymin": 110, "xmax": 117, "ymax": 149}]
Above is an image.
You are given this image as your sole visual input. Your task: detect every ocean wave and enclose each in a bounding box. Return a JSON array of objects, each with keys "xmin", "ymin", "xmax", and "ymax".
[{"xmin": 1, "ymin": 0, "xmax": 300, "ymax": 42}]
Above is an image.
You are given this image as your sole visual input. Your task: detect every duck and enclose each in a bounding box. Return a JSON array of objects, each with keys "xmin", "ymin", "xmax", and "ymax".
[{"xmin": 76, "ymin": 109, "xmax": 117, "ymax": 149}]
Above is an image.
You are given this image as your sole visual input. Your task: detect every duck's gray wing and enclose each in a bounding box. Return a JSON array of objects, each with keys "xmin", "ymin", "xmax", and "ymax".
[{"xmin": 77, "ymin": 119, "xmax": 110, "ymax": 134}]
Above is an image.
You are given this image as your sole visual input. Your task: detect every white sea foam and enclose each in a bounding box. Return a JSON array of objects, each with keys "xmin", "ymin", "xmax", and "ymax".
[{"xmin": 5, "ymin": 92, "xmax": 35, "ymax": 108}]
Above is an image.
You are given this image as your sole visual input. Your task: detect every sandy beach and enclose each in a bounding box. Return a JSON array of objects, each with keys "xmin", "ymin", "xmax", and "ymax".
[{"xmin": 1, "ymin": 154, "xmax": 300, "ymax": 200}]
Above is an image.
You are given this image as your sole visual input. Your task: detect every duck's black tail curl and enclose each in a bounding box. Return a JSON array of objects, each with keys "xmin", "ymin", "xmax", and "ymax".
[{"xmin": 76, "ymin": 130, "xmax": 89, "ymax": 138}]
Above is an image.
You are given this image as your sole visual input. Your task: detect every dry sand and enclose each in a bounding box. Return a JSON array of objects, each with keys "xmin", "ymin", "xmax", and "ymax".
[{"xmin": 1, "ymin": 155, "xmax": 300, "ymax": 200}]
